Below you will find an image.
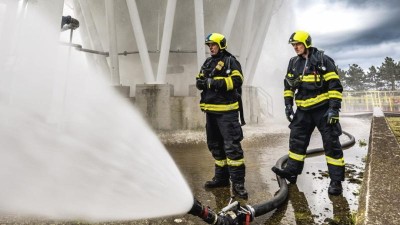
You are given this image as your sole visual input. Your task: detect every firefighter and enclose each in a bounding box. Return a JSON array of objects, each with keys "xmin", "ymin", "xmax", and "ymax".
[
  {"xmin": 271, "ymin": 30, "xmax": 345, "ymax": 195},
  {"xmin": 196, "ymin": 33, "xmax": 248, "ymax": 199}
]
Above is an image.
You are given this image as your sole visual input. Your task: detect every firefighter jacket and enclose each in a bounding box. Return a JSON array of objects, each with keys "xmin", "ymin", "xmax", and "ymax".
[
  {"xmin": 284, "ymin": 47, "xmax": 343, "ymax": 110},
  {"xmin": 196, "ymin": 50, "xmax": 244, "ymax": 113}
]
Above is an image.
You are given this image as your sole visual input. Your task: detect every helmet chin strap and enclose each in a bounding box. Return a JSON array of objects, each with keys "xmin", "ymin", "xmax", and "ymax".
[{"xmin": 298, "ymin": 48, "xmax": 309, "ymax": 58}]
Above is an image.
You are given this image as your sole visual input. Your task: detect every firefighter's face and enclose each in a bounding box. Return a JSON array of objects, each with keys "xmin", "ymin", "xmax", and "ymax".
[
  {"xmin": 208, "ymin": 43, "xmax": 220, "ymax": 56},
  {"xmin": 292, "ymin": 42, "xmax": 306, "ymax": 56}
]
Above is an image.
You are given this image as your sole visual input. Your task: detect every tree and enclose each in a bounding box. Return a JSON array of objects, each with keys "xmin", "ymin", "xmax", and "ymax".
[
  {"xmin": 366, "ymin": 66, "xmax": 383, "ymax": 90},
  {"xmin": 337, "ymin": 67, "xmax": 349, "ymax": 90},
  {"xmin": 345, "ymin": 64, "xmax": 365, "ymax": 91},
  {"xmin": 378, "ymin": 57, "xmax": 399, "ymax": 91}
]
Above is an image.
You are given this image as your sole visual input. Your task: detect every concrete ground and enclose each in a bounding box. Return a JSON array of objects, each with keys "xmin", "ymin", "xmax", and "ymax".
[
  {"xmin": 154, "ymin": 115, "xmax": 372, "ymax": 225},
  {"xmin": 3, "ymin": 113, "xmax": 395, "ymax": 225}
]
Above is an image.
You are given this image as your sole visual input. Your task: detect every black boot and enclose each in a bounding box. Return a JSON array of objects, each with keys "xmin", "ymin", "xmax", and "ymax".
[
  {"xmin": 232, "ymin": 183, "xmax": 248, "ymax": 199},
  {"xmin": 328, "ymin": 180, "xmax": 343, "ymax": 195},
  {"xmin": 204, "ymin": 177, "xmax": 230, "ymax": 189},
  {"xmin": 271, "ymin": 166, "xmax": 297, "ymax": 184}
]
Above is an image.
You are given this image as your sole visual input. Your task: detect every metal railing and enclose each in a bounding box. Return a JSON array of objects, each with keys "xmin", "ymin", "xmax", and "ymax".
[
  {"xmin": 256, "ymin": 87, "xmax": 274, "ymax": 117},
  {"xmin": 342, "ymin": 91, "xmax": 400, "ymax": 112}
]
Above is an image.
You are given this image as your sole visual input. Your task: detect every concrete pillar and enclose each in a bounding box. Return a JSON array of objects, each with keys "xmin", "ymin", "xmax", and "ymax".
[
  {"xmin": 194, "ymin": 0, "xmax": 206, "ymax": 71},
  {"xmin": 156, "ymin": 0, "xmax": 177, "ymax": 84},
  {"xmin": 126, "ymin": 0, "xmax": 155, "ymax": 83},
  {"xmin": 239, "ymin": 0, "xmax": 255, "ymax": 71},
  {"xmin": 242, "ymin": 85, "xmax": 261, "ymax": 124},
  {"xmin": 135, "ymin": 84, "xmax": 173, "ymax": 130},
  {"xmin": 78, "ymin": 0, "xmax": 111, "ymax": 79},
  {"xmin": 105, "ymin": 0, "xmax": 120, "ymax": 85},
  {"xmin": 245, "ymin": 0, "xmax": 275, "ymax": 85},
  {"xmin": 222, "ymin": 0, "xmax": 240, "ymax": 41}
]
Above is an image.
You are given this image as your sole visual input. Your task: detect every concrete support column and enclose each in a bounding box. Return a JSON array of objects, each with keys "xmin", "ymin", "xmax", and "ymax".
[
  {"xmin": 78, "ymin": 0, "xmax": 111, "ymax": 79},
  {"xmin": 126, "ymin": 0, "xmax": 155, "ymax": 84},
  {"xmin": 135, "ymin": 84, "xmax": 173, "ymax": 130},
  {"xmin": 194, "ymin": 0, "xmax": 205, "ymax": 71},
  {"xmin": 105, "ymin": 0, "xmax": 120, "ymax": 85},
  {"xmin": 245, "ymin": 0, "xmax": 275, "ymax": 85},
  {"xmin": 239, "ymin": 0, "xmax": 255, "ymax": 71},
  {"xmin": 222, "ymin": 0, "xmax": 240, "ymax": 41},
  {"xmin": 156, "ymin": 0, "xmax": 177, "ymax": 84},
  {"xmin": 242, "ymin": 85, "xmax": 261, "ymax": 124}
]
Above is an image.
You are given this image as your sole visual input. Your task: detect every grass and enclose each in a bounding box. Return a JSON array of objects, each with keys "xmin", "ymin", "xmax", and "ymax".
[{"xmin": 386, "ymin": 117, "xmax": 400, "ymax": 143}]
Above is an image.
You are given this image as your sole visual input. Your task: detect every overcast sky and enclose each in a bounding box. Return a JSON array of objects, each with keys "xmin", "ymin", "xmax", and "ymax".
[{"xmin": 292, "ymin": 0, "xmax": 400, "ymax": 71}]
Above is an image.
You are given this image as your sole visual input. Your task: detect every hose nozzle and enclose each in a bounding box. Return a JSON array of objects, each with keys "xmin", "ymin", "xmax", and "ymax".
[
  {"xmin": 188, "ymin": 198, "xmax": 254, "ymax": 225},
  {"xmin": 61, "ymin": 15, "xmax": 80, "ymax": 31}
]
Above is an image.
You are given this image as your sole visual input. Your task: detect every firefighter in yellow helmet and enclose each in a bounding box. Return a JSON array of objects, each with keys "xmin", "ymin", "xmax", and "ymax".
[
  {"xmin": 195, "ymin": 33, "xmax": 248, "ymax": 199},
  {"xmin": 271, "ymin": 31, "xmax": 345, "ymax": 196}
]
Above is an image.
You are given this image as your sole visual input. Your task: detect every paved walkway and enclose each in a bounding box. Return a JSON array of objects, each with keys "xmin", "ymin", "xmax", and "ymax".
[{"xmin": 357, "ymin": 109, "xmax": 400, "ymax": 225}]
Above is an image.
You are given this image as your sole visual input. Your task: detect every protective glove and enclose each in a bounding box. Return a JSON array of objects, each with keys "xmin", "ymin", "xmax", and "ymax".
[
  {"xmin": 285, "ymin": 104, "xmax": 294, "ymax": 122},
  {"xmin": 196, "ymin": 79, "xmax": 207, "ymax": 90},
  {"xmin": 325, "ymin": 108, "xmax": 340, "ymax": 124}
]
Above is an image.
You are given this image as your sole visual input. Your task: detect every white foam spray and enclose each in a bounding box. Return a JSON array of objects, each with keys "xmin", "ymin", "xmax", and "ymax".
[{"xmin": 0, "ymin": 1, "xmax": 193, "ymax": 222}]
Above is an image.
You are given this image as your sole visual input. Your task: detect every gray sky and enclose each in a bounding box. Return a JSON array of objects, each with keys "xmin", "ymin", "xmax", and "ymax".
[{"xmin": 293, "ymin": 0, "xmax": 400, "ymax": 71}]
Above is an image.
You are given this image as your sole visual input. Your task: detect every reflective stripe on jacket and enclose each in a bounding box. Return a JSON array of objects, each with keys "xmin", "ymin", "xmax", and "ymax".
[
  {"xmin": 283, "ymin": 47, "xmax": 343, "ymax": 110},
  {"xmin": 197, "ymin": 51, "xmax": 244, "ymax": 113}
]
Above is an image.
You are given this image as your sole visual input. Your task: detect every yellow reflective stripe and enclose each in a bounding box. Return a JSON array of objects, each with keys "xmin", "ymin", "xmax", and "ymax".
[
  {"xmin": 227, "ymin": 158, "xmax": 244, "ymax": 167},
  {"xmin": 287, "ymin": 73, "xmax": 294, "ymax": 78},
  {"xmin": 326, "ymin": 156, "xmax": 345, "ymax": 166},
  {"xmin": 301, "ymin": 74, "xmax": 321, "ymax": 82},
  {"xmin": 284, "ymin": 90, "xmax": 294, "ymax": 97},
  {"xmin": 225, "ymin": 77, "xmax": 234, "ymax": 91},
  {"xmin": 323, "ymin": 72, "xmax": 339, "ymax": 81},
  {"xmin": 295, "ymin": 93, "xmax": 329, "ymax": 108},
  {"xmin": 231, "ymin": 70, "xmax": 244, "ymax": 81},
  {"xmin": 213, "ymin": 70, "xmax": 243, "ymax": 91},
  {"xmin": 196, "ymin": 73, "xmax": 204, "ymax": 79},
  {"xmin": 215, "ymin": 159, "xmax": 227, "ymax": 167},
  {"xmin": 288, "ymin": 150, "xmax": 306, "ymax": 162},
  {"xmin": 200, "ymin": 102, "xmax": 239, "ymax": 111},
  {"xmin": 328, "ymin": 90, "xmax": 343, "ymax": 99}
]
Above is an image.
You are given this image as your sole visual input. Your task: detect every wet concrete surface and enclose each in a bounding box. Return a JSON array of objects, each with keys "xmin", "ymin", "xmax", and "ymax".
[
  {"xmin": 0, "ymin": 115, "xmax": 372, "ymax": 225},
  {"xmin": 152, "ymin": 114, "xmax": 372, "ymax": 225}
]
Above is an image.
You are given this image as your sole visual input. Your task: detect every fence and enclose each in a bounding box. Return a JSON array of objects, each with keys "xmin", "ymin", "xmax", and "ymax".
[{"xmin": 342, "ymin": 91, "xmax": 400, "ymax": 112}]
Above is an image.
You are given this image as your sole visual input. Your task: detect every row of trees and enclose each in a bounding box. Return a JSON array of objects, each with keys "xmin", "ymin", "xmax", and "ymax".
[{"xmin": 337, "ymin": 57, "xmax": 400, "ymax": 91}]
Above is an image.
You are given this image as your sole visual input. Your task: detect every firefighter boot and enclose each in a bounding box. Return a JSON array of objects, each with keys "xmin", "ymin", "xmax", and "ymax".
[
  {"xmin": 232, "ymin": 183, "xmax": 248, "ymax": 199},
  {"xmin": 204, "ymin": 177, "xmax": 230, "ymax": 189},
  {"xmin": 271, "ymin": 166, "xmax": 297, "ymax": 184},
  {"xmin": 328, "ymin": 180, "xmax": 343, "ymax": 195}
]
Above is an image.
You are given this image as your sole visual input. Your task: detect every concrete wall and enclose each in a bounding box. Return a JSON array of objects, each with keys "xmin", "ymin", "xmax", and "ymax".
[
  {"xmin": 133, "ymin": 84, "xmax": 263, "ymax": 130},
  {"xmin": 356, "ymin": 110, "xmax": 400, "ymax": 225}
]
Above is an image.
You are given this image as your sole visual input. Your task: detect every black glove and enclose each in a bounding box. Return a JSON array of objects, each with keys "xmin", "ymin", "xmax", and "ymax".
[
  {"xmin": 325, "ymin": 108, "xmax": 340, "ymax": 124},
  {"xmin": 285, "ymin": 104, "xmax": 294, "ymax": 122},
  {"xmin": 196, "ymin": 79, "xmax": 207, "ymax": 90}
]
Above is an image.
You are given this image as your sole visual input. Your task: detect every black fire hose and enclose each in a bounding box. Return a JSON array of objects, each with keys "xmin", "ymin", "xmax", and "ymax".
[
  {"xmin": 188, "ymin": 130, "xmax": 355, "ymax": 224},
  {"xmin": 251, "ymin": 130, "xmax": 355, "ymax": 217}
]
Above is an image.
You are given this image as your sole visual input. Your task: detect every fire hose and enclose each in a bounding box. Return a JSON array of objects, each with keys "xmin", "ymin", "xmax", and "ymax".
[{"xmin": 188, "ymin": 130, "xmax": 355, "ymax": 224}]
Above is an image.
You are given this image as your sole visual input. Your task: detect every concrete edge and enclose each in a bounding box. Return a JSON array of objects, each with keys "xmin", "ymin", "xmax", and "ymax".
[{"xmin": 356, "ymin": 108, "xmax": 400, "ymax": 225}]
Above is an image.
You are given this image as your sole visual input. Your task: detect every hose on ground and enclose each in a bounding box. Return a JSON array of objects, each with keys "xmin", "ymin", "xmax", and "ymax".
[
  {"xmin": 188, "ymin": 130, "xmax": 356, "ymax": 223},
  {"xmin": 252, "ymin": 130, "xmax": 355, "ymax": 217}
]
